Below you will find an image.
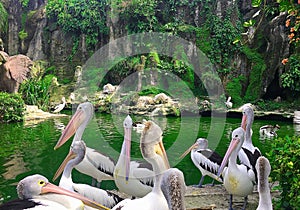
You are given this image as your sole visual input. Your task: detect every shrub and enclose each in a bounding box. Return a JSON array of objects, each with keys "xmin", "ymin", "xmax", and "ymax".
[
  {"xmin": 0, "ymin": 92, "xmax": 25, "ymax": 122},
  {"xmin": 267, "ymin": 136, "xmax": 300, "ymax": 209}
]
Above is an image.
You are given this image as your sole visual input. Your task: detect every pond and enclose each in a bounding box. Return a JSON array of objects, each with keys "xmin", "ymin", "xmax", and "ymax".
[{"xmin": 0, "ymin": 111, "xmax": 296, "ymax": 204}]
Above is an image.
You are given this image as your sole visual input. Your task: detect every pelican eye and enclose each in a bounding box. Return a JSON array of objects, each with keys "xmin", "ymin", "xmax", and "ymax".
[
  {"xmin": 38, "ymin": 180, "xmax": 46, "ymax": 186},
  {"xmin": 235, "ymin": 135, "xmax": 238, "ymax": 137}
]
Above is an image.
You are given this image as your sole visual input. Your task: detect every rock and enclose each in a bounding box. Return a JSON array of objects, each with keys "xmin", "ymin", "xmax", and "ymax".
[
  {"xmin": 24, "ymin": 105, "xmax": 67, "ymax": 124},
  {"xmin": 294, "ymin": 111, "xmax": 300, "ymax": 124},
  {"xmin": 136, "ymin": 96, "xmax": 154, "ymax": 107},
  {"xmin": 154, "ymin": 93, "xmax": 172, "ymax": 104}
]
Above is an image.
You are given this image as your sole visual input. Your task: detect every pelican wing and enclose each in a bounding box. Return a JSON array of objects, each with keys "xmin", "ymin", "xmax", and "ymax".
[
  {"xmin": 85, "ymin": 147, "xmax": 115, "ymax": 177},
  {"xmin": 132, "ymin": 161, "xmax": 154, "ymax": 187},
  {"xmin": 73, "ymin": 183, "xmax": 123, "ymax": 208}
]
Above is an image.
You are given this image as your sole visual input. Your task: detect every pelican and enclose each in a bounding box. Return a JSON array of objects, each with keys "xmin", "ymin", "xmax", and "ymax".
[
  {"xmin": 256, "ymin": 156, "xmax": 272, "ymax": 210},
  {"xmin": 54, "ymin": 102, "xmax": 115, "ymax": 187},
  {"xmin": 0, "ymin": 174, "xmax": 109, "ymax": 210},
  {"xmin": 238, "ymin": 105, "xmax": 261, "ymax": 181},
  {"xmin": 259, "ymin": 124, "xmax": 280, "ymax": 138},
  {"xmin": 113, "ymin": 116, "xmax": 154, "ymax": 198},
  {"xmin": 53, "ymin": 140, "xmax": 123, "ymax": 208},
  {"xmin": 53, "ymin": 97, "xmax": 66, "ymax": 114},
  {"xmin": 217, "ymin": 127, "xmax": 256, "ymax": 210},
  {"xmin": 112, "ymin": 120, "xmax": 173, "ymax": 210},
  {"xmin": 180, "ymin": 138, "xmax": 223, "ymax": 187}
]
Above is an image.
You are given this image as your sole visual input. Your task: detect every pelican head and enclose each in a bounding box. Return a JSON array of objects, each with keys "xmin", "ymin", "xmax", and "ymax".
[
  {"xmin": 179, "ymin": 138, "xmax": 208, "ymax": 159},
  {"xmin": 54, "ymin": 102, "xmax": 94, "ymax": 149},
  {"xmin": 217, "ymin": 127, "xmax": 245, "ymax": 177},
  {"xmin": 17, "ymin": 174, "xmax": 109, "ymax": 210},
  {"xmin": 123, "ymin": 115, "xmax": 133, "ymax": 181},
  {"xmin": 241, "ymin": 105, "xmax": 254, "ymax": 130},
  {"xmin": 53, "ymin": 141, "xmax": 86, "ymax": 181},
  {"xmin": 140, "ymin": 121, "xmax": 170, "ymax": 172},
  {"xmin": 256, "ymin": 156, "xmax": 271, "ymax": 192}
]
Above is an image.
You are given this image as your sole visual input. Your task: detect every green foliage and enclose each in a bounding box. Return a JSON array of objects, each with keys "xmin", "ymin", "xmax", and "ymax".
[
  {"xmin": 117, "ymin": 0, "xmax": 159, "ymax": 33},
  {"xmin": 225, "ymin": 76, "xmax": 245, "ymax": 106},
  {"xmin": 267, "ymin": 136, "xmax": 300, "ymax": 209},
  {"xmin": 46, "ymin": 0, "xmax": 108, "ymax": 50},
  {"xmin": 281, "ymin": 56, "xmax": 300, "ymax": 92},
  {"xmin": 242, "ymin": 46, "xmax": 266, "ymax": 102},
  {"xmin": 138, "ymin": 86, "xmax": 169, "ymax": 96},
  {"xmin": 0, "ymin": 2, "xmax": 8, "ymax": 33},
  {"xmin": 18, "ymin": 29, "xmax": 28, "ymax": 40},
  {"xmin": 19, "ymin": 0, "xmax": 30, "ymax": 8},
  {"xmin": 0, "ymin": 93, "xmax": 25, "ymax": 123}
]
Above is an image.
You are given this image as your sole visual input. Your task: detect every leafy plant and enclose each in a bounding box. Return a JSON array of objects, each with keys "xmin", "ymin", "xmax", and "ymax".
[
  {"xmin": 0, "ymin": 2, "xmax": 8, "ymax": 33},
  {"xmin": 0, "ymin": 93, "xmax": 25, "ymax": 122},
  {"xmin": 225, "ymin": 76, "xmax": 245, "ymax": 106},
  {"xmin": 267, "ymin": 136, "xmax": 300, "ymax": 209},
  {"xmin": 281, "ymin": 55, "xmax": 300, "ymax": 92}
]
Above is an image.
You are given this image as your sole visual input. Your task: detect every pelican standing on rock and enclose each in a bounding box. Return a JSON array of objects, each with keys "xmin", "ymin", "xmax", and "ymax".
[
  {"xmin": 0, "ymin": 174, "xmax": 109, "ymax": 210},
  {"xmin": 180, "ymin": 138, "xmax": 223, "ymax": 187},
  {"xmin": 54, "ymin": 102, "xmax": 115, "ymax": 187},
  {"xmin": 53, "ymin": 97, "xmax": 66, "ymax": 114},
  {"xmin": 113, "ymin": 115, "xmax": 154, "ymax": 198},
  {"xmin": 239, "ymin": 105, "xmax": 261, "ymax": 181},
  {"xmin": 53, "ymin": 140, "xmax": 123, "ymax": 208},
  {"xmin": 217, "ymin": 127, "xmax": 256, "ymax": 210},
  {"xmin": 256, "ymin": 156, "xmax": 273, "ymax": 210},
  {"xmin": 113, "ymin": 120, "xmax": 185, "ymax": 210}
]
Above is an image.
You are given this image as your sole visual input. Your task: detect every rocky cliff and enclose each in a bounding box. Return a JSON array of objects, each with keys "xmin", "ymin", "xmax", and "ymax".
[{"xmin": 0, "ymin": 0, "xmax": 290, "ymax": 100}]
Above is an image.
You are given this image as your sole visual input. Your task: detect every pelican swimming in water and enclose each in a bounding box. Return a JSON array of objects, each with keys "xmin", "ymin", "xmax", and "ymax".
[
  {"xmin": 53, "ymin": 140, "xmax": 123, "ymax": 208},
  {"xmin": 256, "ymin": 156, "xmax": 273, "ymax": 210},
  {"xmin": 113, "ymin": 120, "xmax": 185, "ymax": 210},
  {"xmin": 180, "ymin": 138, "xmax": 223, "ymax": 187},
  {"xmin": 259, "ymin": 124, "xmax": 280, "ymax": 138},
  {"xmin": 218, "ymin": 127, "xmax": 256, "ymax": 210},
  {"xmin": 238, "ymin": 105, "xmax": 261, "ymax": 182},
  {"xmin": 53, "ymin": 97, "xmax": 66, "ymax": 114},
  {"xmin": 0, "ymin": 174, "xmax": 109, "ymax": 210},
  {"xmin": 54, "ymin": 102, "xmax": 115, "ymax": 187},
  {"xmin": 113, "ymin": 115, "xmax": 154, "ymax": 198}
]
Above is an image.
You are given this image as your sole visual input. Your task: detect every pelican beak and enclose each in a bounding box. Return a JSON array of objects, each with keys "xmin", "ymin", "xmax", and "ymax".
[
  {"xmin": 124, "ymin": 125, "xmax": 132, "ymax": 182},
  {"xmin": 53, "ymin": 149, "xmax": 76, "ymax": 181},
  {"xmin": 217, "ymin": 137, "xmax": 240, "ymax": 177},
  {"xmin": 54, "ymin": 109, "xmax": 85, "ymax": 150},
  {"xmin": 156, "ymin": 140, "xmax": 170, "ymax": 169},
  {"xmin": 241, "ymin": 114, "xmax": 247, "ymax": 131},
  {"xmin": 179, "ymin": 142, "xmax": 198, "ymax": 159},
  {"xmin": 41, "ymin": 182, "xmax": 110, "ymax": 210}
]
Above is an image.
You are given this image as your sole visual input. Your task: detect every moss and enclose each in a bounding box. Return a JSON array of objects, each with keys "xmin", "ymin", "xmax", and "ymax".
[
  {"xmin": 242, "ymin": 46, "xmax": 266, "ymax": 102},
  {"xmin": 225, "ymin": 76, "xmax": 245, "ymax": 106},
  {"xmin": 0, "ymin": 93, "xmax": 25, "ymax": 122}
]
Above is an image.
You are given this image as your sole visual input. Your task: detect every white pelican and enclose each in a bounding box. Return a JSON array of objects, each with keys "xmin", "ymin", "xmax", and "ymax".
[
  {"xmin": 0, "ymin": 174, "xmax": 109, "ymax": 210},
  {"xmin": 259, "ymin": 124, "xmax": 280, "ymax": 138},
  {"xmin": 217, "ymin": 127, "xmax": 256, "ymax": 210},
  {"xmin": 54, "ymin": 102, "xmax": 115, "ymax": 187},
  {"xmin": 225, "ymin": 96, "xmax": 233, "ymax": 108},
  {"xmin": 53, "ymin": 97, "xmax": 66, "ymax": 113},
  {"xmin": 53, "ymin": 140, "xmax": 123, "ymax": 208},
  {"xmin": 238, "ymin": 105, "xmax": 261, "ymax": 182},
  {"xmin": 113, "ymin": 116, "xmax": 154, "ymax": 198},
  {"xmin": 256, "ymin": 156, "xmax": 273, "ymax": 210},
  {"xmin": 112, "ymin": 120, "xmax": 172, "ymax": 210},
  {"xmin": 180, "ymin": 138, "xmax": 223, "ymax": 187}
]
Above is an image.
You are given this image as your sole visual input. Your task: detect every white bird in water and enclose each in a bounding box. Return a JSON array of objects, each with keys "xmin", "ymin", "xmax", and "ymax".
[
  {"xmin": 54, "ymin": 102, "xmax": 115, "ymax": 187},
  {"xmin": 217, "ymin": 127, "xmax": 256, "ymax": 210},
  {"xmin": 239, "ymin": 105, "xmax": 261, "ymax": 182},
  {"xmin": 180, "ymin": 138, "xmax": 223, "ymax": 187},
  {"xmin": 113, "ymin": 115, "xmax": 155, "ymax": 198},
  {"xmin": 0, "ymin": 174, "xmax": 109, "ymax": 210},
  {"xmin": 259, "ymin": 124, "xmax": 280, "ymax": 138},
  {"xmin": 53, "ymin": 97, "xmax": 66, "ymax": 114},
  {"xmin": 53, "ymin": 140, "xmax": 124, "ymax": 208},
  {"xmin": 113, "ymin": 120, "xmax": 185, "ymax": 210},
  {"xmin": 256, "ymin": 156, "xmax": 273, "ymax": 210}
]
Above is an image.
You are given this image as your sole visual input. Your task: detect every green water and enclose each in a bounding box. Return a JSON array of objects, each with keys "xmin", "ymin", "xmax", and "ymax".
[{"xmin": 0, "ymin": 112, "xmax": 296, "ymax": 204}]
